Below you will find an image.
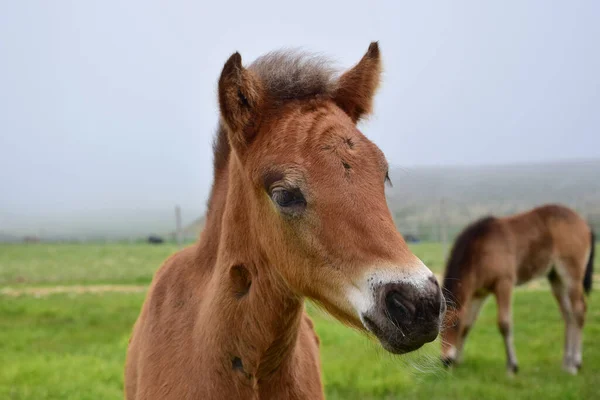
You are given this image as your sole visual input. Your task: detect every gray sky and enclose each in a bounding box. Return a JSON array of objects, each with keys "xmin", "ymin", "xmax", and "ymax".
[{"xmin": 1, "ymin": 1, "xmax": 599, "ymax": 236}]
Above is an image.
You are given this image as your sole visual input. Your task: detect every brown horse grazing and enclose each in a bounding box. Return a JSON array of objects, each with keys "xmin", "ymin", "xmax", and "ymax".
[
  {"xmin": 125, "ymin": 42, "xmax": 446, "ymax": 399},
  {"xmin": 440, "ymin": 204, "xmax": 595, "ymax": 375}
]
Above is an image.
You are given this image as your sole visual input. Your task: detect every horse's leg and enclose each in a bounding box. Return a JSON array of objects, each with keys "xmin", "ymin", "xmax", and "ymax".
[
  {"xmin": 567, "ymin": 283, "xmax": 586, "ymax": 373},
  {"xmin": 550, "ymin": 263, "xmax": 587, "ymax": 374},
  {"xmin": 494, "ymin": 280, "xmax": 518, "ymax": 374},
  {"xmin": 565, "ymin": 252, "xmax": 590, "ymax": 373},
  {"xmin": 548, "ymin": 274, "xmax": 575, "ymax": 373},
  {"xmin": 455, "ymin": 295, "xmax": 486, "ymax": 364}
]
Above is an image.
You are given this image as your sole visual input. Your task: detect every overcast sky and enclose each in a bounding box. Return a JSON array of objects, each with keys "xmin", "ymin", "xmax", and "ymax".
[{"xmin": 1, "ymin": 1, "xmax": 599, "ymax": 236}]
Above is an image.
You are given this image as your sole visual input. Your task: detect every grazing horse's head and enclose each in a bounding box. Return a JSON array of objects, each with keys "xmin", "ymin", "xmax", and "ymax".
[{"xmin": 217, "ymin": 43, "xmax": 445, "ymax": 354}]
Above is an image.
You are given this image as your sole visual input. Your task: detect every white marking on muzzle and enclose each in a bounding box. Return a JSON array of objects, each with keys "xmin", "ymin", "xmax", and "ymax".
[{"xmin": 347, "ymin": 260, "xmax": 434, "ymax": 324}]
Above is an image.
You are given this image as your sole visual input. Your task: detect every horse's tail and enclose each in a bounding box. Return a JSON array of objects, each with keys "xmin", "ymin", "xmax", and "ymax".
[{"xmin": 583, "ymin": 230, "xmax": 595, "ymax": 295}]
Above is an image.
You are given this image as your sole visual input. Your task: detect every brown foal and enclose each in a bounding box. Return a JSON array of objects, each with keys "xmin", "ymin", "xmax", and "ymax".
[
  {"xmin": 440, "ymin": 204, "xmax": 594, "ymax": 375},
  {"xmin": 125, "ymin": 43, "xmax": 445, "ymax": 399}
]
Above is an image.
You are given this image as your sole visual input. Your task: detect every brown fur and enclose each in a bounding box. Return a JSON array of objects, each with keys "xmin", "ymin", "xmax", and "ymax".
[
  {"xmin": 441, "ymin": 204, "xmax": 594, "ymax": 374},
  {"xmin": 125, "ymin": 43, "xmax": 438, "ymax": 399},
  {"xmin": 334, "ymin": 42, "xmax": 382, "ymax": 122}
]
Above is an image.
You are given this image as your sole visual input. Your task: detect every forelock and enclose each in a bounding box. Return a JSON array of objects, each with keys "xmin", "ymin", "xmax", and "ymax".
[{"xmin": 249, "ymin": 50, "xmax": 339, "ymax": 102}]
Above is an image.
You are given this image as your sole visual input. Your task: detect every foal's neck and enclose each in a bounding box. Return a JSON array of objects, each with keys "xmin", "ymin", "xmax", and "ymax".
[{"xmin": 199, "ymin": 158, "xmax": 305, "ymax": 389}]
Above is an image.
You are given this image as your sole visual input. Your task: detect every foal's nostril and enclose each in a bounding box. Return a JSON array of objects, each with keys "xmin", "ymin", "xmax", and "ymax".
[
  {"xmin": 370, "ymin": 279, "xmax": 445, "ymax": 353},
  {"xmin": 385, "ymin": 290, "xmax": 412, "ymax": 325}
]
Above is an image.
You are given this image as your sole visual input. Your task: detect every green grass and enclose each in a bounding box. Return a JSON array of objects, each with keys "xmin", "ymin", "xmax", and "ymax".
[
  {"xmin": 0, "ymin": 243, "xmax": 598, "ymax": 399},
  {"xmin": 2, "ymin": 242, "xmax": 595, "ymax": 286},
  {"xmin": 0, "ymin": 243, "xmax": 179, "ymax": 286},
  {"xmin": 0, "ymin": 293, "xmax": 139, "ymax": 400},
  {"xmin": 410, "ymin": 242, "xmax": 448, "ymax": 274},
  {"xmin": 0, "ymin": 242, "xmax": 446, "ymax": 287}
]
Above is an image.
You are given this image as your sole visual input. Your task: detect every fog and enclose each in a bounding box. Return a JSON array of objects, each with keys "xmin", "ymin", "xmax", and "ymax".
[{"xmin": 1, "ymin": 1, "xmax": 599, "ymax": 237}]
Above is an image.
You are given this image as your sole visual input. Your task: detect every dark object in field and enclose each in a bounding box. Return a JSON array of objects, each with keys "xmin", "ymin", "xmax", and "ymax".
[
  {"xmin": 147, "ymin": 235, "xmax": 164, "ymax": 244},
  {"xmin": 440, "ymin": 204, "xmax": 594, "ymax": 375},
  {"xmin": 404, "ymin": 234, "xmax": 420, "ymax": 243}
]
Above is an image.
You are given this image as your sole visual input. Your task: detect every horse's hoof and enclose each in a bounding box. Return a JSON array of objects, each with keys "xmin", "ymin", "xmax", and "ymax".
[
  {"xmin": 563, "ymin": 365, "xmax": 578, "ymax": 375},
  {"xmin": 506, "ymin": 364, "xmax": 518, "ymax": 377}
]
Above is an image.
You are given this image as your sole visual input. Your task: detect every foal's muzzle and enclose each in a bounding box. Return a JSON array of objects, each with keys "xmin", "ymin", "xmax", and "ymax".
[{"xmin": 362, "ymin": 275, "xmax": 445, "ymax": 354}]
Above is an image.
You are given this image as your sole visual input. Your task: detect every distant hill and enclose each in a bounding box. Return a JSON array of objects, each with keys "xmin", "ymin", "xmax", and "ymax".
[
  {"xmin": 3, "ymin": 159, "xmax": 598, "ymax": 242},
  {"xmin": 385, "ymin": 159, "xmax": 600, "ymax": 240},
  {"xmin": 183, "ymin": 159, "xmax": 600, "ymax": 241}
]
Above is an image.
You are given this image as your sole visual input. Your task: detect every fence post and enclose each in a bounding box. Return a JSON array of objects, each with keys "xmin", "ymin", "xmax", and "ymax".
[{"xmin": 175, "ymin": 205, "xmax": 183, "ymax": 247}]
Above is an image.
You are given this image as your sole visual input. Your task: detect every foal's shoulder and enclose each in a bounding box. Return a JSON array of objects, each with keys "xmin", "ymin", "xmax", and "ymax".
[
  {"xmin": 144, "ymin": 245, "xmax": 205, "ymax": 316},
  {"xmin": 152, "ymin": 244, "xmax": 199, "ymax": 284}
]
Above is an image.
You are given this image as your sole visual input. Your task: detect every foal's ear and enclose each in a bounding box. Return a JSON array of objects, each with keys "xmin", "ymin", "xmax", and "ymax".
[
  {"xmin": 333, "ymin": 42, "xmax": 382, "ymax": 123},
  {"xmin": 218, "ymin": 52, "xmax": 265, "ymax": 149}
]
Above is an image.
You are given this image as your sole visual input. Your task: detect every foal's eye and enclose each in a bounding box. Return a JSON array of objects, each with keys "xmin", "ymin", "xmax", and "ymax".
[{"xmin": 271, "ymin": 187, "xmax": 306, "ymax": 210}]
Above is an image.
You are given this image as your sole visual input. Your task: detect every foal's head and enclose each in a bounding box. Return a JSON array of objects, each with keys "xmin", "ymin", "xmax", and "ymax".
[{"xmin": 217, "ymin": 43, "xmax": 445, "ymax": 354}]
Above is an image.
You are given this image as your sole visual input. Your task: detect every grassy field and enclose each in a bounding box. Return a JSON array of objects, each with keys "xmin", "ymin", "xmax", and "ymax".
[
  {"xmin": 0, "ymin": 243, "xmax": 180, "ymax": 286},
  {"xmin": 0, "ymin": 242, "xmax": 447, "ymax": 286},
  {"xmin": 1, "ymin": 243, "xmax": 598, "ymax": 399}
]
